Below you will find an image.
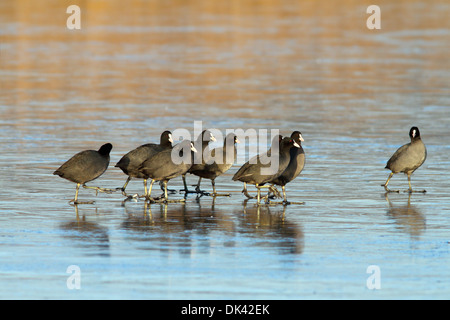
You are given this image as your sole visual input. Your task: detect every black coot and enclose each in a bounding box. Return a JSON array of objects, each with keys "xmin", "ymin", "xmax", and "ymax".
[
  {"xmin": 115, "ymin": 130, "xmax": 173, "ymax": 196},
  {"xmin": 233, "ymin": 135, "xmax": 282, "ymax": 200},
  {"xmin": 181, "ymin": 129, "xmax": 216, "ymax": 193},
  {"xmin": 382, "ymin": 126, "xmax": 427, "ymax": 193},
  {"xmin": 138, "ymin": 139, "xmax": 197, "ymax": 202},
  {"xmin": 53, "ymin": 143, "xmax": 112, "ymax": 204},
  {"xmin": 189, "ymin": 133, "xmax": 240, "ymax": 196},
  {"xmin": 269, "ymin": 131, "xmax": 305, "ymax": 204},
  {"xmin": 232, "ymin": 136, "xmax": 300, "ymax": 204}
]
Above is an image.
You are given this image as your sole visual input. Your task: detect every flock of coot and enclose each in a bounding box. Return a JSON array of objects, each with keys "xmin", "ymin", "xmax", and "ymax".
[{"xmin": 53, "ymin": 126, "xmax": 427, "ymax": 205}]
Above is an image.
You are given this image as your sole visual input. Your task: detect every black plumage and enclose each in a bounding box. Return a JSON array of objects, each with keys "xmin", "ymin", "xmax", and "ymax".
[
  {"xmin": 382, "ymin": 126, "xmax": 427, "ymax": 193},
  {"xmin": 54, "ymin": 143, "xmax": 112, "ymax": 204},
  {"xmin": 233, "ymin": 136, "xmax": 300, "ymax": 204},
  {"xmin": 115, "ymin": 130, "xmax": 173, "ymax": 195}
]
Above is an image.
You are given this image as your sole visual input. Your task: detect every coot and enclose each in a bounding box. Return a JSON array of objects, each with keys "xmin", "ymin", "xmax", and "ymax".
[
  {"xmin": 115, "ymin": 130, "xmax": 173, "ymax": 196},
  {"xmin": 181, "ymin": 129, "xmax": 216, "ymax": 193},
  {"xmin": 233, "ymin": 135, "xmax": 282, "ymax": 200},
  {"xmin": 53, "ymin": 143, "xmax": 112, "ymax": 204},
  {"xmin": 269, "ymin": 131, "xmax": 305, "ymax": 204},
  {"xmin": 138, "ymin": 139, "xmax": 197, "ymax": 202},
  {"xmin": 189, "ymin": 133, "xmax": 240, "ymax": 196},
  {"xmin": 232, "ymin": 136, "xmax": 300, "ymax": 204},
  {"xmin": 382, "ymin": 126, "xmax": 427, "ymax": 193}
]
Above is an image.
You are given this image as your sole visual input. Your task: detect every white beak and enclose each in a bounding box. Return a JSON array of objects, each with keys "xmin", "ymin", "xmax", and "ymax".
[
  {"xmin": 210, "ymin": 134, "xmax": 216, "ymax": 142},
  {"xmin": 299, "ymin": 134, "xmax": 304, "ymax": 142},
  {"xmin": 190, "ymin": 143, "xmax": 198, "ymax": 153},
  {"xmin": 168, "ymin": 134, "xmax": 174, "ymax": 143}
]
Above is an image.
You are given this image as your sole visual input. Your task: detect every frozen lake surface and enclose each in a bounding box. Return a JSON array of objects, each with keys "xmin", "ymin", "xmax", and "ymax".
[{"xmin": 0, "ymin": 0, "xmax": 449, "ymax": 299}]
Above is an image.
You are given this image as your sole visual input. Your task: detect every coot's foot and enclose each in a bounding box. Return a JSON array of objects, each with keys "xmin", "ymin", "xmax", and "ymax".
[{"xmin": 404, "ymin": 189, "xmax": 426, "ymax": 193}]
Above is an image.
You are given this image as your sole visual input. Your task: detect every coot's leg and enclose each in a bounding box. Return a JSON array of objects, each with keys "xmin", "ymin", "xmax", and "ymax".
[
  {"xmin": 405, "ymin": 173, "xmax": 426, "ymax": 193},
  {"xmin": 180, "ymin": 174, "xmax": 197, "ymax": 194},
  {"xmin": 116, "ymin": 176, "xmax": 131, "ymax": 195},
  {"xmin": 209, "ymin": 179, "xmax": 230, "ymax": 197},
  {"xmin": 145, "ymin": 179, "xmax": 156, "ymax": 202},
  {"xmin": 83, "ymin": 184, "xmax": 116, "ymax": 194},
  {"xmin": 382, "ymin": 172, "xmax": 399, "ymax": 193},
  {"xmin": 242, "ymin": 182, "xmax": 254, "ymax": 199},
  {"xmin": 69, "ymin": 183, "xmax": 95, "ymax": 205},
  {"xmin": 160, "ymin": 180, "xmax": 176, "ymax": 194}
]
